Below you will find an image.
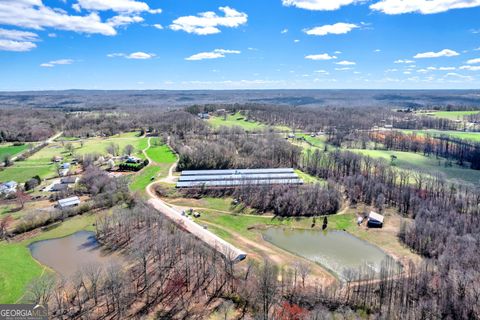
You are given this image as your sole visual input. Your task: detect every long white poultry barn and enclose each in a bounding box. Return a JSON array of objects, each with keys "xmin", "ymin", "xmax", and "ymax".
[{"xmin": 176, "ymin": 168, "xmax": 303, "ymax": 188}]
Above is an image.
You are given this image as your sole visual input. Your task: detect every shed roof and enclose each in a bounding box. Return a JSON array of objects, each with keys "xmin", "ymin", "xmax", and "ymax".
[
  {"xmin": 368, "ymin": 211, "xmax": 384, "ymax": 223},
  {"xmin": 58, "ymin": 196, "xmax": 80, "ymax": 207}
]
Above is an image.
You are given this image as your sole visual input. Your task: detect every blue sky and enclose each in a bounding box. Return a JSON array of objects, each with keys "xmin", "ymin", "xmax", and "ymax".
[{"xmin": 0, "ymin": 0, "xmax": 479, "ymax": 90}]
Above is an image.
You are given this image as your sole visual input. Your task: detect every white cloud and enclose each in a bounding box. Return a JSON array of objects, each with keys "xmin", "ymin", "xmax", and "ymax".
[
  {"xmin": 153, "ymin": 24, "xmax": 163, "ymax": 30},
  {"xmin": 370, "ymin": 0, "xmax": 480, "ymax": 14},
  {"xmin": 0, "ymin": 39, "xmax": 36, "ymax": 51},
  {"xmin": 394, "ymin": 59, "xmax": 414, "ymax": 64},
  {"xmin": 460, "ymin": 65, "xmax": 480, "ymax": 71},
  {"xmin": 185, "ymin": 49, "xmax": 240, "ymax": 61},
  {"xmin": 107, "ymin": 52, "xmax": 155, "ymax": 59},
  {"xmin": 466, "ymin": 58, "xmax": 480, "ymax": 64},
  {"xmin": 127, "ymin": 52, "xmax": 155, "ymax": 59},
  {"xmin": 385, "ymin": 68, "xmax": 398, "ymax": 72},
  {"xmin": 438, "ymin": 66, "xmax": 456, "ymax": 70},
  {"xmin": 374, "ymin": 49, "xmax": 381, "ymax": 52},
  {"xmin": 0, "ymin": 28, "xmax": 39, "ymax": 51},
  {"xmin": 414, "ymin": 49, "xmax": 459, "ymax": 58},
  {"xmin": 305, "ymin": 53, "xmax": 337, "ymax": 60},
  {"xmin": 107, "ymin": 15, "xmax": 143, "ymax": 27},
  {"xmin": 443, "ymin": 72, "xmax": 474, "ymax": 81},
  {"xmin": 40, "ymin": 59, "xmax": 74, "ymax": 67},
  {"xmin": 281, "ymin": 28, "xmax": 288, "ymax": 34},
  {"xmin": 294, "ymin": 39, "xmax": 300, "ymax": 43},
  {"xmin": 0, "ymin": 28, "xmax": 38, "ymax": 41},
  {"xmin": 282, "ymin": 0, "xmax": 356, "ymax": 11},
  {"xmin": 315, "ymin": 70, "xmax": 329, "ymax": 75},
  {"xmin": 304, "ymin": 23, "xmax": 359, "ymax": 36},
  {"xmin": 336, "ymin": 60, "xmax": 356, "ymax": 65},
  {"xmin": 335, "ymin": 67, "xmax": 352, "ymax": 71},
  {"xmin": 170, "ymin": 7, "xmax": 247, "ymax": 35},
  {"xmin": 0, "ymin": 0, "xmax": 117, "ymax": 36},
  {"xmin": 73, "ymin": 0, "xmax": 160, "ymax": 14}
]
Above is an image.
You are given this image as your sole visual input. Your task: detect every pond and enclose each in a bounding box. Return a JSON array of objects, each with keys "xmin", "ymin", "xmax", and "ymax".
[
  {"xmin": 29, "ymin": 231, "xmax": 122, "ymax": 278},
  {"xmin": 263, "ymin": 228, "xmax": 400, "ymax": 279}
]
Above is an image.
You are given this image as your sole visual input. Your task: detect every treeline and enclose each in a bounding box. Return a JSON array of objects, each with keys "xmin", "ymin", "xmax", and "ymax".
[
  {"xmin": 0, "ymin": 109, "xmax": 64, "ymax": 142},
  {"xmin": 172, "ymin": 127, "xmax": 301, "ymax": 171},
  {"xmin": 300, "ymin": 146, "xmax": 480, "ymax": 318},
  {"xmin": 370, "ymin": 131, "xmax": 480, "ymax": 170},
  {"xmin": 393, "ymin": 114, "xmax": 457, "ymax": 131},
  {"xmin": 179, "ymin": 183, "xmax": 341, "ymax": 217}
]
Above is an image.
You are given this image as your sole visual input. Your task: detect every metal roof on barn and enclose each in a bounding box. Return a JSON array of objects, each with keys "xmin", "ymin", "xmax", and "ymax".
[{"xmin": 176, "ymin": 168, "xmax": 302, "ymax": 188}]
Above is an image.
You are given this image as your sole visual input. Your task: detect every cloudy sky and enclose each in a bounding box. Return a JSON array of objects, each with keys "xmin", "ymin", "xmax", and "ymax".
[{"xmin": 0, "ymin": 0, "xmax": 480, "ymax": 90}]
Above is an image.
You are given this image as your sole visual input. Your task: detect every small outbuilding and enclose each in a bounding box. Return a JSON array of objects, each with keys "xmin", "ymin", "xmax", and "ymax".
[
  {"xmin": 60, "ymin": 176, "xmax": 79, "ymax": 184},
  {"xmin": 51, "ymin": 183, "xmax": 69, "ymax": 192},
  {"xmin": 126, "ymin": 156, "xmax": 141, "ymax": 164},
  {"xmin": 57, "ymin": 196, "xmax": 81, "ymax": 209},
  {"xmin": 60, "ymin": 163, "xmax": 70, "ymax": 169},
  {"xmin": 0, "ymin": 181, "xmax": 18, "ymax": 194},
  {"xmin": 367, "ymin": 211, "xmax": 384, "ymax": 228}
]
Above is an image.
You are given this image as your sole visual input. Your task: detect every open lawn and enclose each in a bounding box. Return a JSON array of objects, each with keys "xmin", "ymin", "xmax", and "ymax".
[
  {"xmin": 295, "ymin": 169, "xmax": 326, "ymax": 184},
  {"xmin": 145, "ymin": 139, "xmax": 177, "ymax": 163},
  {"xmin": 350, "ymin": 148, "xmax": 480, "ymax": 184},
  {"xmin": 72, "ymin": 133, "xmax": 147, "ymax": 159},
  {"xmin": 0, "ymin": 213, "xmax": 96, "ymax": 304},
  {"xmin": 0, "ymin": 144, "xmax": 29, "ymax": 160},
  {"xmin": 0, "ymin": 143, "xmax": 66, "ymax": 183},
  {"xmin": 0, "ymin": 166, "xmax": 55, "ymax": 183},
  {"xmin": 400, "ymin": 129, "xmax": 480, "ymax": 142},
  {"xmin": 208, "ymin": 112, "xmax": 266, "ymax": 131},
  {"xmin": 130, "ymin": 165, "xmax": 169, "ymax": 192},
  {"xmin": 423, "ymin": 110, "xmax": 479, "ymax": 120},
  {"xmin": 130, "ymin": 138, "xmax": 177, "ymax": 193}
]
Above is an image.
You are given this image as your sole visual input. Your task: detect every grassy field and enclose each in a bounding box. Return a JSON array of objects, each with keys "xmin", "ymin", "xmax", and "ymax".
[
  {"xmin": 208, "ymin": 112, "xmax": 266, "ymax": 131},
  {"xmin": 350, "ymin": 148, "xmax": 480, "ymax": 184},
  {"xmin": 423, "ymin": 110, "xmax": 479, "ymax": 120},
  {"xmin": 72, "ymin": 132, "xmax": 147, "ymax": 158},
  {"xmin": 295, "ymin": 169, "xmax": 326, "ymax": 184},
  {"xmin": 0, "ymin": 144, "xmax": 29, "ymax": 160},
  {"xmin": 145, "ymin": 139, "xmax": 177, "ymax": 163},
  {"xmin": 129, "ymin": 165, "xmax": 167, "ymax": 192},
  {"xmin": 129, "ymin": 138, "xmax": 177, "ymax": 193},
  {"xmin": 0, "ymin": 214, "xmax": 96, "ymax": 304},
  {"xmin": 400, "ymin": 129, "xmax": 480, "ymax": 142}
]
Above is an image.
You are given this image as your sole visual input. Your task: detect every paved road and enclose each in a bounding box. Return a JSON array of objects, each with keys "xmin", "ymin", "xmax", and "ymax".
[{"xmin": 144, "ymin": 137, "xmax": 247, "ymax": 263}]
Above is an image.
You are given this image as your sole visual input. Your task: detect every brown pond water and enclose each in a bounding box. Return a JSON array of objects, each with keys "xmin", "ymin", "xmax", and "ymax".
[
  {"xmin": 263, "ymin": 228, "xmax": 401, "ymax": 279},
  {"xmin": 29, "ymin": 231, "xmax": 122, "ymax": 278}
]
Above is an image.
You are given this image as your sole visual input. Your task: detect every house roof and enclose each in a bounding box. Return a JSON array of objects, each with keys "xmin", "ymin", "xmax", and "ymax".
[
  {"xmin": 3, "ymin": 181, "xmax": 17, "ymax": 188},
  {"xmin": 369, "ymin": 211, "xmax": 384, "ymax": 223}
]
